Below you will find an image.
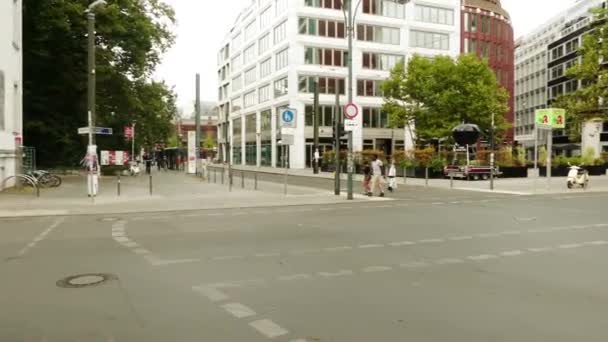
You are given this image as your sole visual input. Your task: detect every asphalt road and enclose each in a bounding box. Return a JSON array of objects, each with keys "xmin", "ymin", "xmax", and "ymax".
[{"xmin": 1, "ymin": 188, "xmax": 608, "ymax": 341}]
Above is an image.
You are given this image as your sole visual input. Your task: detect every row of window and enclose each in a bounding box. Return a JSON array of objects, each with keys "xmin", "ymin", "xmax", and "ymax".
[
  {"xmin": 414, "ymin": 5, "xmax": 454, "ymax": 26},
  {"xmin": 299, "ymin": 17, "xmax": 346, "ymax": 39},
  {"xmin": 304, "ymin": 105, "xmax": 388, "ymax": 128},
  {"xmin": 410, "ymin": 30, "xmax": 450, "ymax": 50},
  {"xmin": 357, "ymin": 24, "xmax": 400, "ymax": 45},
  {"xmin": 232, "ymin": 77, "xmax": 289, "ymax": 113},
  {"xmin": 464, "ymin": 38, "xmax": 511, "ymax": 63},
  {"xmin": 550, "ymin": 37, "xmax": 580, "ymax": 62},
  {"xmin": 232, "ymin": 0, "xmax": 288, "ymax": 51},
  {"xmin": 463, "ymin": 12, "xmax": 510, "ymax": 39},
  {"xmin": 305, "ymin": 47, "xmax": 346, "ymax": 67},
  {"xmin": 232, "ymin": 48, "xmax": 289, "ymax": 92}
]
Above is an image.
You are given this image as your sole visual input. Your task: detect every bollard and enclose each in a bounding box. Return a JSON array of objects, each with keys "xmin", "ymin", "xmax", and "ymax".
[
  {"xmin": 221, "ymin": 168, "xmax": 225, "ymax": 184},
  {"xmin": 254, "ymin": 172, "xmax": 258, "ymax": 190},
  {"xmin": 149, "ymin": 174, "xmax": 153, "ymax": 195},
  {"xmin": 241, "ymin": 171, "xmax": 245, "ymax": 188},
  {"xmin": 450, "ymin": 173, "xmax": 454, "ymax": 189},
  {"xmin": 36, "ymin": 184, "xmax": 40, "ymax": 198},
  {"xmin": 403, "ymin": 167, "xmax": 407, "ymax": 185},
  {"xmin": 425, "ymin": 168, "xmax": 429, "ymax": 187},
  {"xmin": 117, "ymin": 174, "xmax": 121, "ymax": 196},
  {"xmin": 214, "ymin": 168, "xmax": 217, "ymax": 183}
]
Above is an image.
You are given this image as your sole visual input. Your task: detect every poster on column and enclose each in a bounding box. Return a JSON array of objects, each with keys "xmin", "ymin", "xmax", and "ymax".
[{"xmin": 187, "ymin": 131, "xmax": 196, "ymax": 174}]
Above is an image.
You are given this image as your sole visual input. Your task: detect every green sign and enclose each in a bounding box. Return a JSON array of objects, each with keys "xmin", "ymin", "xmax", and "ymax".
[{"xmin": 535, "ymin": 108, "xmax": 566, "ymax": 129}]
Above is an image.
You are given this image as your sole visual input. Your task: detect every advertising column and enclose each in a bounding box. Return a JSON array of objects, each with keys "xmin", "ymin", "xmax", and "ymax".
[{"xmin": 187, "ymin": 131, "xmax": 196, "ymax": 174}]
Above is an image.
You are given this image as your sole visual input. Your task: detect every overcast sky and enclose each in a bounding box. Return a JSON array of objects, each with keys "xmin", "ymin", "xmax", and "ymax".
[{"xmin": 154, "ymin": 0, "xmax": 577, "ymax": 115}]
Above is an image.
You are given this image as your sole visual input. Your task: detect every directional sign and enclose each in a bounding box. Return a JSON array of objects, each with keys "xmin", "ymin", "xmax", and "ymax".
[
  {"xmin": 78, "ymin": 127, "xmax": 113, "ymax": 135},
  {"xmin": 280, "ymin": 108, "xmax": 297, "ymax": 128},
  {"xmin": 344, "ymin": 103, "xmax": 359, "ymax": 120},
  {"xmin": 279, "ymin": 134, "xmax": 295, "ymax": 145}
]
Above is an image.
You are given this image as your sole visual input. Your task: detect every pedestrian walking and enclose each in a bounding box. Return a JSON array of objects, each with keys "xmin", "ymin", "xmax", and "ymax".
[
  {"xmin": 387, "ymin": 158, "xmax": 397, "ymax": 192},
  {"xmin": 362, "ymin": 160, "xmax": 372, "ymax": 195},
  {"xmin": 370, "ymin": 155, "xmax": 385, "ymax": 197}
]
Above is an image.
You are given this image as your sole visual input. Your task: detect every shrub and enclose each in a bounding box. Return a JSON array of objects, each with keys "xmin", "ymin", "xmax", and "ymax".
[
  {"xmin": 429, "ymin": 158, "xmax": 446, "ymax": 172},
  {"xmin": 582, "ymin": 147, "xmax": 596, "ymax": 165},
  {"xmin": 413, "ymin": 148, "xmax": 434, "ymax": 168}
]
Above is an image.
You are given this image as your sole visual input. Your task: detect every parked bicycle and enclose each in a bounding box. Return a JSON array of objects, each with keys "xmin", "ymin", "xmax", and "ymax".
[{"xmin": 24, "ymin": 170, "xmax": 62, "ymax": 188}]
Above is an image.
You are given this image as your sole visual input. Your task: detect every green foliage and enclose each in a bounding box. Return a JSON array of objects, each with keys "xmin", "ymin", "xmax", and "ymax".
[
  {"xmin": 515, "ymin": 146, "xmax": 527, "ymax": 166},
  {"xmin": 538, "ymin": 147, "xmax": 548, "ymax": 167},
  {"xmin": 382, "ymin": 54, "xmax": 509, "ymax": 143},
  {"xmin": 554, "ymin": 7, "xmax": 608, "ymax": 138},
  {"xmin": 429, "ymin": 158, "xmax": 446, "ymax": 172},
  {"xmin": 582, "ymin": 147, "xmax": 597, "ymax": 165},
  {"xmin": 413, "ymin": 148, "xmax": 435, "ymax": 168},
  {"xmin": 203, "ymin": 136, "xmax": 216, "ymax": 149},
  {"xmin": 23, "ymin": 0, "xmax": 177, "ymax": 167}
]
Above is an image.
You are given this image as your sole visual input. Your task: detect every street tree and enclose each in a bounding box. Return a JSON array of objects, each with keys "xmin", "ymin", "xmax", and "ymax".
[
  {"xmin": 23, "ymin": 0, "xmax": 176, "ymax": 166},
  {"xmin": 553, "ymin": 7, "xmax": 608, "ymax": 140},
  {"xmin": 382, "ymin": 54, "xmax": 509, "ymax": 144}
]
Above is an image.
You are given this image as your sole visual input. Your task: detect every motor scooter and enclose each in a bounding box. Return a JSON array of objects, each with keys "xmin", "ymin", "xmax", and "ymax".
[
  {"xmin": 567, "ymin": 164, "xmax": 589, "ymax": 189},
  {"xmin": 129, "ymin": 161, "xmax": 141, "ymax": 176}
]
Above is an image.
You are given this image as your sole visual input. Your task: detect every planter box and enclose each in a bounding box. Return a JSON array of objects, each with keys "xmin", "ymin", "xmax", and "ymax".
[
  {"xmin": 539, "ymin": 166, "xmax": 569, "ymax": 177},
  {"xmin": 586, "ymin": 165, "xmax": 607, "ymax": 176},
  {"xmin": 498, "ymin": 167, "xmax": 528, "ymax": 178},
  {"xmin": 405, "ymin": 167, "xmax": 442, "ymax": 179}
]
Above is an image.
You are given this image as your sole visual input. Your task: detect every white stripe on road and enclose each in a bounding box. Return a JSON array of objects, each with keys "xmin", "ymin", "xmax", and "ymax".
[
  {"xmin": 249, "ymin": 319, "xmax": 289, "ymax": 339},
  {"xmin": 435, "ymin": 258, "xmax": 464, "ymax": 265},
  {"xmin": 324, "ymin": 246, "xmax": 353, "ymax": 252},
  {"xmin": 16, "ymin": 217, "xmax": 65, "ymax": 257},
  {"xmin": 359, "ymin": 244, "xmax": 384, "ymax": 249},
  {"xmin": 467, "ymin": 254, "xmax": 498, "ymax": 261},
  {"xmin": 192, "ymin": 285, "xmax": 230, "ymax": 302},
  {"xmin": 558, "ymin": 243, "xmax": 583, "ymax": 249},
  {"xmin": 221, "ymin": 302, "xmax": 256, "ymax": 319},
  {"xmin": 500, "ymin": 250, "xmax": 524, "ymax": 257},
  {"xmin": 389, "ymin": 241, "xmax": 415, "ymax": 246},
  {"xmin": 318, "ymin": 270, "xmax": 354, "ymax": 277},
  {"xmin": 362, "ymin": 266, "xmax": 393, "ymax": 273},
  {"xmin": 418, "ymin": 238, "xmax": 444, "ymax": 244},
  {"xmin": 278, "ymin": 274, "xmax": 311, "ymax": 281},
  {"xmin": 399, "ymin": 261, "xmax": 430, "ymax": 268},
  {"xmin": 528, "ymin": 247, "xmax": 554, "ymax": 253},
  {"xmin": 449, "ymin": 236, "xmax": 473, "ymax": 241}
]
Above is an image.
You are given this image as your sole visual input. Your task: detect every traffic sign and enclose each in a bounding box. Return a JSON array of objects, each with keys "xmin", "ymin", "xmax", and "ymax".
[
  {"xmin": 344, "ymin": 119, "xmax": 358, "ymax": 132},
  {"xmin": 124, "ymin": 126, "xmax": 134, "ymax": 139},
  {"xmin": 78, "ymin": 127, "xmax": 113, "ymax": 135},
  {"xmin": 279, "ymin": 134, "xmax": 295, "ymax": 145},
  {"xmin": 344, "ymin": 103, "xmax": 359, "ymax": 120},
  {"xmin": 280, "ymin": 108, "xmax": 297, "ymax": 128}
]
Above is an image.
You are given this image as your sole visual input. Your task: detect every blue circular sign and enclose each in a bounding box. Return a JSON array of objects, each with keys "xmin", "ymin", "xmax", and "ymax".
[{"xmin": 282, "ymin": 110, "xmax": 294, "ymax": 123}]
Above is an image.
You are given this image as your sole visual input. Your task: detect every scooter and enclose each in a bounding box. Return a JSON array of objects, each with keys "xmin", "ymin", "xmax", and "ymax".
[
  {"xmin": 129, "ymin": 162, "xmax": 141, "ymax": 176},
  {"xmin": 567, "ymin": 164, "xmax": 589, "ymax": 189}
]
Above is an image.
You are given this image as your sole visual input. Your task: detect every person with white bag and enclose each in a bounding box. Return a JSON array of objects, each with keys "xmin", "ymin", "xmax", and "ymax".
[{"xmin": 387, "ymin": 158, "xmax": 397, "ymax": 192}]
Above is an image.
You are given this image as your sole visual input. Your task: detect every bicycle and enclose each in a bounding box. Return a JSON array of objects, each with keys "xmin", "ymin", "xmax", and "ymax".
[{"xmin": 26, "ymin": 170, "xmax": 62, "ymax": 188}]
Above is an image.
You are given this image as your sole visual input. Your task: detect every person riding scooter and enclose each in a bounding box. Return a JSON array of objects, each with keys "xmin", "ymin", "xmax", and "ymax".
[{"xmin": 567, "ymin": 163, "xmax": 589, "ymax": 189}]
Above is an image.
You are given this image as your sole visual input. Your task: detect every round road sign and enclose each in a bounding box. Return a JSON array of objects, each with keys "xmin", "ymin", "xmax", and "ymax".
[
  {"xmin": 344, "ymin": 103, "xmax": 359, "ymax": 120},
  {"xmin": 282, "ymin": 109, "xmax": 295, "ymax": 123}
]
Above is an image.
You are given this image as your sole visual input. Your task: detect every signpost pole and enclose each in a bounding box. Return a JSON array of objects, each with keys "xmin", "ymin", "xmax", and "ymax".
[
  {"xmin": 490, "ymin": 112, "xmax": 495, "ymax": 191},
  {"xmin": 334, "ymin": 92, "xmax": 341, "ymax": 195},
  {"xmin": 547, "ymin": 128, "xmax": 552, "ymax": 191},
  {"xmin": 346, "ymin": 0, "xmax": 354, "ymax": 201},
  {"xmin": 313, "ymin": 81, "xmax": 320, "ymax": 174}
]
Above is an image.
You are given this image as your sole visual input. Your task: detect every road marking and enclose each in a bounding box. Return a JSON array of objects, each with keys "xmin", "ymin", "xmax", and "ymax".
[
  {"xmin": 432, "ymin": 202, "xmax": 444, "ymax": 205},
  {"xmin": 121, "ymin": 241, "xmax": 139, "ymax": 248},
  {"xmin": 500, "ymin": 230, "xmax": 521, "ymax": 235},
  {"xmin": 500, "ymin": 250, "xmax": 524, "ymax": 257},
  {"xmin": 113, "ymin": 237, "xmax": 130, "ymax": 243},
  {"xmin": 324, "ymin": 246, "xmax": 353, "ymax": 252},
  {"xmin": 558, "ymin": 243, "xmax": 583, "ymax": 249},
  {"xmin": 255, "ymin": 253, "xmax": 281, "ymax": 258},
  {"xmin": 467, "ymin": 254, "xmax": 498, "ymax": 261},
  {"xmin": 362, "ymin": 266, "xmax": 393, "ymax": 273},
  {"xmin": 290, "ymin": 249, "xmax": 321, "ymax": 255},
  {"xmin": 399, "ymin": 261, "xmax": 429, "ymax": 268},
  {"xmin": 585, "ymin": 240, "xmax": 608, "ymax": 246},
  {"xmin": 449, "ymin": 236, "xmax": 473, "ymax": 241},
  {"xmin": 151, "ymin": 258, "xmax": 200, "ymax": 266},
  {"xmin": 249, "ymin": 319, "xmax": 289, "ymax": 338},
  {"xmin": 132, "ymin": 248, "xmax": 151, "ymax": 255},
  {"xmin": 418, "ymin": 238, "xmax": 444, "ymax": 244},
  {"xmin": 478, "ymin": 233, "xmax": 500, "ymax": 238},
  {"xmin": 318, "ymin": 270, "xmax": 354, "ymax": 277},
  {"xmin": 212, "ymin": 255, "xmax": 244, "ymax": 261},
  {"xmin": 16, "ymin": 217, "xmax": 65, "ymax": 257},
  {"xmin": 435, "ymin": 258, "xmax": 464, "ymax": 265},
  {"xmin": 389, "ymin": 241, "xmax": 415, "ymax": 246},
  {"xmin": 278, "ymin": 274, "xmax": 311, "ymax": 281},
  {"xmin": 221, "ymin": 302, "xmax": 256, "ymax": 319},
  {"xmin": 207, "ymin": 213, "xmax": 225, "ymax": 216},
  {"xmin": 527, "ymin": 247, "xmax": 554, "ymax": 253},
  {"xmin": 359, "ymin": 244, "xmax": 384, "ymax": 249},
  {"xmin": 192, "ymin": 284, "xmax": 232, "ymax": 302}
]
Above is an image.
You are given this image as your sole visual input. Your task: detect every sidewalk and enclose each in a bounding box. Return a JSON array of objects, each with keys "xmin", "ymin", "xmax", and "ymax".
[
  {"xmin": 215, "ymin": 164, "xmax": 608, "ymax": 195},
  {"xmin": 0, "ymin": 170, "xmax": 383, "ymax": 218}
]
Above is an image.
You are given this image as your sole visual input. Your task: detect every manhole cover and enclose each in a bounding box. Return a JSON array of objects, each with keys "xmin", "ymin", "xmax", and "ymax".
[{"xmin": 57, "ymin": 273, "xmax": 117, "ymax": 288}]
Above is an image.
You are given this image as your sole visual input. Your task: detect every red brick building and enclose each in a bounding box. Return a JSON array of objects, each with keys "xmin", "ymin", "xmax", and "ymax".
[{"xmin": 461, "ymin": 0, "xmax": 514, "ymax": 142}]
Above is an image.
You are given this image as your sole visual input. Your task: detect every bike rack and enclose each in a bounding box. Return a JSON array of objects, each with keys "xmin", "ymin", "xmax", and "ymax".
[{"xmin": 1, "ymin": 175, "xmax": 40, "ymax": 197}]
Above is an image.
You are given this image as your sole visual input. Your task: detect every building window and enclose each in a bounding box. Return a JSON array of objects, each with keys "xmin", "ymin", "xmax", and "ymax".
[
  {"xmin": 305, "ymin": 105, "xmax": 342, "ymax": 127},
  {"xmin": 362, "ymin": 52, "xmax": 403, "ymax": 70},
  {"xmin": 274, "ymin": 21, "xmax": 287, "ymax": 44},
  {"xmin": 299, "ymin": 17, "xmax": 346, "ymax": 38},
  {"xmin": 305, "ymin": 47, "xmax": 347, "ymax": 67},
  {"xmin": 232, "ymin": 54, "xmax": 242, "ymax": 72},
  {"xmin": 465, "ymin": 12, "xmax": 477, "ymax": 33},
  {"xmin": 13, "ymin": 0, "xmax": 21, "ymax": 49},
  {"xmin": 259, "ymin": 84, "xmax": 271, "ymax": 102},
  {"xmin": 0, "ymin": 71, "xmax": 4, "ymax": 130},
  {"xmin": 565, "ymin": 79, "xmax": 578, "ymax": 94},
  {"xmin": 244, "ymin": 90, "xmax": 257, "ymax": 108},
  {"xmin": 356, "ymin": 24, "xmax": 400, "ymax": 45},
  {"xmin": 244, "ymin": 20, "xmax": 257, "ymax": 42},
  {"xmin": 565, "ymin": 38, "xmax": 579, "ymax": 54},
  {"xmin": 464, "ymin": 38, "xmax": 477, "ymax": 53},
  {"xmin": 259, "ymin": 33, "xmax": 271, "ymax": 55},
  {"xmin": 550, "ymin": 84, "xmax": 563, "ymax": 99},
  {"xmin": 480, "ymin": 16, "xmax": 491, "ymax": 34},
  {"xmin": 550, "ymin": 64, "xmax": 564, "ymax": 80},
  {"xmin": 357, "ymin": 79, "xmax": 383, "ymax": 97},
  {"xmin": 260, "ymin": 58, "xmax": 272, "ymax": 78},
  {"xmin": 276, "ymin": 48, "xmax": 289, "ymax": 71},
  {"xmin": 274, "ymin": 77, "xmax": 288, "ymax": 97},
  {"xmin": 232, "ymin": 97, "xmax": 242, "ymax": 113},
  {"xmin": 551, "ymin": 45, "xmax": 564, "ymax": 61},
  {"xmin": 232, "ymin": 75, "xmax": 243, "ymax": 92},
  {"xmin": 232, "ymin": 32, "xmax": 242, "ymax": 51},
  {"xmin": 244, "ymin": 45, "xmax": 256, "ymax": 65},
  {"xmin": 409, "ymin": 30, "xmax": 450, "ymax": 50},
  {"xmin": 414, "ymin": 5, "xmax": 454, "ymax": 25},
  {"xmin": 245, "ymin": 67, "xmax": 257, "ymax": 86},
  {"xmin": 362, "ymin": 0, "xmax": 405, "ymax": 19},
  {"xmin": 275, "ymin": 0, "xmax": 288, "ymax": 15},
  {"xmin": 305, "ymin": 0, "xmax": 342, "ymax": 9},
  {"xmin": 260, "ymin": 7, "xmax": 272, "ymax": 29},
  {"xmin": 362, "ymin": 107, "xmax": 388, "ymax": 128},
  {"xmin": 298, "ymin": 76, "xmax": 345, "ymax": 95}
]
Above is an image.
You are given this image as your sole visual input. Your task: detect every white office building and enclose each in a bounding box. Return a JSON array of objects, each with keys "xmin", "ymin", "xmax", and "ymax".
[
  {"xmin": 217, "ymin": 0, "xmax": 460, "ymax": 169},
  {"xmin": 514, "ymin": 0, "xmax": 605, "ymax": 148},
  {"xmin": 0, "ymin": 0, "xmax": 23, "ymax": 185}
]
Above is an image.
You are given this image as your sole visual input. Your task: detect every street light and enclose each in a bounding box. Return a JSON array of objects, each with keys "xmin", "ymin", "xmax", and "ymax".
[
  {"xmin": 341, "ymin": 0, "xmax": 410, "ymax": 200},
  {"xmin": 86, "ymin": 0, "xmax": 107, "ymax": 148}
]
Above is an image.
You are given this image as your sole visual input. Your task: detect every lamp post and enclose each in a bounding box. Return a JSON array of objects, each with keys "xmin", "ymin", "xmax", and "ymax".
[
  {"xmin": 86, "ymin": 0, "xmax": 107, "ymax": 148},
  {"xmin": 490, "ymin": 111, "xmax": 495, "ymax": 191},
  {"xmin": 341, "ymin": 0, "xmax": 409, "ymax": 200}
]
